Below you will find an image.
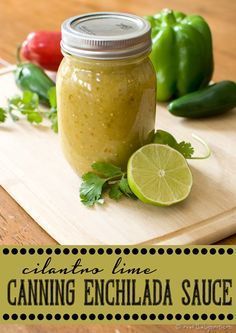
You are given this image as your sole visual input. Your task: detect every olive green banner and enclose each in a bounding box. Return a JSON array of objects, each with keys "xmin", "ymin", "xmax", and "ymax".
[{"xmin": 0, "ymin": 246, "xmax": 235, "ymax": 324}]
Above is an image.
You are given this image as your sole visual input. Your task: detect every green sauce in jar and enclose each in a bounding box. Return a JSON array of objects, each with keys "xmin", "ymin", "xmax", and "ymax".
[{"xmin": 58, "ymin": 12, "xmax": 156, "ymax": 175}]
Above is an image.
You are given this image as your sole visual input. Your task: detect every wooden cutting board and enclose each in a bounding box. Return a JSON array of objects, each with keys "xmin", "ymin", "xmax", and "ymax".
[{"xmin": 0, "ymin": 67, "xmax": 235, "ymax": 245}]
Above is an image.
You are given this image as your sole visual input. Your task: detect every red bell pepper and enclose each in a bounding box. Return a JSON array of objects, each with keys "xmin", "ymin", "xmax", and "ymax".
[{"xmin": 20, "ymin": 31, "xmax": 63, "ymax": 72}]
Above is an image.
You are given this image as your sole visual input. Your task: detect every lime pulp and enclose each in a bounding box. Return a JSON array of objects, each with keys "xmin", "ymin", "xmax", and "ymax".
[{"xmin": 127, "ymin": 144, "xmax": 193, "ymax": 206}]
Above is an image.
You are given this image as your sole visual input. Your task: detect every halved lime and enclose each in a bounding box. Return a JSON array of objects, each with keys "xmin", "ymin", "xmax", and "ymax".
[{"xmin": 127, "ymin": 144, "xmax": 193, "ymax": 206}]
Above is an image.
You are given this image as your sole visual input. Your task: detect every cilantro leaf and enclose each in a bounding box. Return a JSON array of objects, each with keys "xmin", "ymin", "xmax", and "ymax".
[
  {"xmin": 48, "ymin": 87, "xmax": 57, "ymax": 108},
  {"xmin": 47, "ymin": 108, "xmax": 58, "ymax": 133},
  {"xmin": 6, "ymin": 96, "xmax": 20, "ymax": 121},
  {"xmin": 1, "ymin": 89, "xmax": 58, "ymax": 130},
  {"xmin": 80, "ymin": 162, "xmax": 136, "ymax": 206},
  {"xmin": 9, "ymin": 91, "xmax": 39, "ymax": 111},
  {"xmin": 0, "ymin": 108, "xmax": 7, "ymax": 123},
  {"xmin": 176, "ymin": 141, "xmax": 194, "ymax": 159},
  {"xmin": 22, "ymin": 90, "xmax": 39, "ymax": 108},
  {"xmin": 7, "ymin": 90, "xmax": 43, "ymax": 124},
  {"xmin": 47, "ymin": 87, "xmax": 58, "ymax": 133},
  {"xmin": 79, "ymin": 160, "xmax": 138, "ymax": 205},
  {"xmin": 7, "ymin": 108, "xmax": 19, "ymax": 121},
  {"xmin": 108, "ymin": 176, "xmax": 136, "ymax": 201},
  {"xmin": 80, "ymin": 172, "xmax": 106, "ymax": 206},
  {"xmin": 153, "ymin": 129, "xmax": 178, "ymax": 147},
  {"xmin": 92, "ymin": 162, "xmax": 123, "ymax": 178},
  {"xmin": 109, "ymin": 183, "xmax": 123, "ymax": 200},
  {"xmin": 8, "ymin": 95, "xmax": 21, "ymax": 108},
  {"xmin": 27, "ymin": 111, "xmax": 43, "ymax": 124},
  {"xmin": 119, "ymin": 176, "xmax": 136, "ymax": 199},
  {"xmin": 153, "ymin": 129, "xmax": 194, "ymax": 159}
]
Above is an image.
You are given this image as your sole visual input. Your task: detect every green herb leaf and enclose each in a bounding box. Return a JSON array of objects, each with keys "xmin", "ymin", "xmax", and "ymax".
[
  {"xmin": 47, "ymin": 87, "xmax": 58, "ymax": 133},
  {"xmin": 1, "ymin": 89, "xmax": 59, "ymax": 130},
  {"xmin": 27, "ymin": 111, "xmax": 43, "ymax": 124},
  {"xmin": 47, "ymin": 108, "xmax": 58, "ymax": 133},
  {"xmin": 7, "ymin": 108, "xmax": 19, "ymax": 121},
  {"xmin": 48, "ymin": 87, "xmax": 57, "ymax": 109},
  {"xmin": 7, "ymin": 96, "xmax": 20, "ymax": 121},
  {"xmin": 153, "ymin": 129, "xmax": 194, "ymax": 159},
  {"xmin": 0, "ymin": 107, "xmax": 7, "ymax": 123},
  {"xmin": 80, "ymin": 161, "xmax": 137, "ymax": 206},
  {"xmin": 175, "ymin": 141, "xmax": 194, "ymax": 159},
  {"xmin": 51, "ymin": 113, "xmax": 58, "ymax": 133},
  {"xmin": 9, "ymin": 91, "xmax": 39, "ymax": 111},
  {"xmin": 109, "ymin": 183, "xmax": 123, "ymax": 201},
  {"xmin": 92, "ymin": 162, "xmax": 123, "ymax": 178},
  {"xmin": 22, "ymin": 90, "xmax": 39, "ymax": 109},
  {"xmin": 8, "ymin": 95, "xmax": 21, "ymax": 108},
  {"xmin": 153, "ymin": 129, "xmax": 178, "ymax": 147},
  {"xmin": 119, "ymin": 176, "xmax": 136, "ymax": 199},
  {"xmin": 7, "ymin": 90, "xmax": 43, "ymax": 124},
  {"xmin": 80, "ymin": 172, "xmax": 106, "ymax": 206}
]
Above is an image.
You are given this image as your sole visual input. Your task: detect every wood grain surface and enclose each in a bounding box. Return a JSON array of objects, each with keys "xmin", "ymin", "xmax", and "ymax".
[
  {"xmin": 0, "ymin": 0, "xmax": 235, "ymax": 332},
  {"xmin": 0, "ymin": 70, "xmax": 236, "ymax": 245}
]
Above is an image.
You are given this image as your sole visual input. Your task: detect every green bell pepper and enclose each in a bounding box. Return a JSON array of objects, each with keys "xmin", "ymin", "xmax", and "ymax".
[{"xmin": 145, "ymin": 9, "xmax": 214, "ymax": 102}]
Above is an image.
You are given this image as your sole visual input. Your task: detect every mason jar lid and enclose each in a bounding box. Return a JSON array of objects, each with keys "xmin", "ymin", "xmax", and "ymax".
[{"xmin": 61, "ymin": 12, "xmax": 151, "ymax": 60}]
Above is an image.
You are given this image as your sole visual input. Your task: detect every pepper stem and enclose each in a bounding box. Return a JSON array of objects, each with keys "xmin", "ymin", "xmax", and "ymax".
[{"xmin": 162, "ymin": 8, "xmax": 176, "ymax": 25}]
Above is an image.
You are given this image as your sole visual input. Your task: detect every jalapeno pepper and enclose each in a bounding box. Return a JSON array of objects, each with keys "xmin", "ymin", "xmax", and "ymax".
[
  {"xmin": 15, "ymin": 63, "xmax": 55, "ymax": 105},
  {"xmin": 168, "ymin": 81, "xmax": 236, "ymax": 118}
]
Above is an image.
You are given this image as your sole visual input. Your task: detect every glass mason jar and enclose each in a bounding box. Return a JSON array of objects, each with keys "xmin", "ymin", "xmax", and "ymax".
[{"xmin": 57, "ymin": 12, "xmax": 156, "ymax": 175}]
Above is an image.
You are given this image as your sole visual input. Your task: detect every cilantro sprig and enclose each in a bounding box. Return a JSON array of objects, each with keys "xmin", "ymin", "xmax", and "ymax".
[
  {"xmin": 6, "ymin": 90, "xmax": 43, "ymax": 124},
  {"xmin": 0, "ymin": 88, "xmax": 58, "ymax": 132},
  {"xmin": 153, "ymin": 129, "xmax": 211, "ymax": 159},
  {"xmin": 80, "ymin": 130, "xmax": 210, "ymax": 206},
  {"xmin": 80, "ymin": 162, "xmax": 136, "ymax": 206}
]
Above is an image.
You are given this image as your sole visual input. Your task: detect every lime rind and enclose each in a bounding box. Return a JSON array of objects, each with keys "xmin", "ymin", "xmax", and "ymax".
[{"xmin": 127, "ymin": 144, "xmax": 193, "ymax": 206}]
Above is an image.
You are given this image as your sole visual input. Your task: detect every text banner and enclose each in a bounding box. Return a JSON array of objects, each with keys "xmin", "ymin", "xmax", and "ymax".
[{"xmin": 0, "ymin": 246, "xmax": 235, "ymax": 324}]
